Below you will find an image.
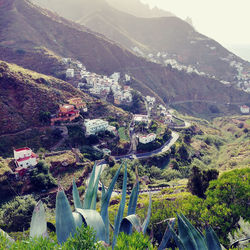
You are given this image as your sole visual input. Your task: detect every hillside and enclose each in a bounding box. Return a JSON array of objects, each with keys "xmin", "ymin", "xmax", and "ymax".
[
  {"xmin": 0, "ymin": 60, "xmax": 130, "ymax": 135},
  {"xmin": 0, "ymin": 0, "xmax": 249, "ymax": 118},
  {"xmin": 106, "ymin": 0, "xmax": 174, "ymax": 18},
  {"xmin": 31, "ymin": 0, "xmax": 250, "ymax": 85}
]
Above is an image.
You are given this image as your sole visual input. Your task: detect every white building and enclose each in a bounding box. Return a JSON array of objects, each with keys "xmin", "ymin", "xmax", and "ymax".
[
  {"xmin": 146, "ymin": 96, "xmax": 156, "ymax": 105},
  {"xmin": 110, "ymin": 72, "xmax": 120, "ymax": 82},
  {"xmin": 138, "ymin": 133, "xmax": 156, "ymax": 144},
  {"xmin": 125, "ymin": 74, "xmax": 131, "ymax": 82},
  {"xmin": 14, "ymin": 147, "xmax": 38, "ymax": 169},
  {"xmin": 133, "ymin": 114, "xmax": 149, "ymax": 123},
  {"xmin": 240, "ymin": 105, "xmax": 250, "ymax": 114},
  {"xmin": 66, "ymin": 69, "xmax": 75, "ymax": 78},
  {"xmin": 84, "ymin": 119, "xmax": 109, "ymax": 136}
]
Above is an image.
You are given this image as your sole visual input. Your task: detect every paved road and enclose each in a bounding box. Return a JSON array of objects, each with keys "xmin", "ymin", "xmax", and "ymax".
[{"xmin": 110, "ymin": 131, "xmax": 179, "ymax": 161}]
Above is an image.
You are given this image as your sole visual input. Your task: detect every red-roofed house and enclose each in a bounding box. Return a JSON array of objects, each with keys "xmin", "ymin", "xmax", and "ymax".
[
  {"xmin": 240, "ymin": 105, "xmax": 249, "ymax": 114},
  {"xmin": 51, "ymin": 104, "xmax": 80, "ymax": 125},
  {"xmin": 14, "ymin": 147, "xmax": 38, "ymax": 169},
  {"xmin": 138, "ymin": 133, "xmax": 156, "ymax": 144}
]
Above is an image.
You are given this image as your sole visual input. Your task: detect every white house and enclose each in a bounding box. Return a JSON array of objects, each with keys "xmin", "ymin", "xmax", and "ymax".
[
  {"xmin": 125, "ymin": 74, "xmax": 131, "ymax": 82},
  {"xmin": 14, "ymin": 147, "xmax": 38, "ymax": 169},
  {"xmin": 240, "ymin": 105, "xmax": 250, "ymax": 114},
  {"xmin": 133, "ymin": 114, "xmax": 149, "ymax": 123},
  {"xmin": 110, "ymin": 72, "xmax": 120, "ymax": 82},
  {"xmin": 66, "ymin": 69, "xmax": 75, "ymax": 78},
  {"xmin": 146, "ymin": 96, "xmax": 155, "ymax": 105},
  {"xmin": 84, "ymin": 119, "xmax": 109, "ymax": 136},
  {"xmin": 138, "ymin": 133, "xmax": 156, "ymax": 144}
]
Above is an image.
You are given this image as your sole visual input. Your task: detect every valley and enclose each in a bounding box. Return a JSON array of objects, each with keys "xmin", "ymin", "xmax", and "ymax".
[{"xmin": 0, "ymin": 0, "xmax": 249, "ymax": 249}]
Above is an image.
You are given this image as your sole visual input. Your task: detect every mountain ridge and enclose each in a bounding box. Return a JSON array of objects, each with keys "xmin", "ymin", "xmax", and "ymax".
[{"xmin": 0, "ymin": 0, "xmax": 249, "ymax": 119}]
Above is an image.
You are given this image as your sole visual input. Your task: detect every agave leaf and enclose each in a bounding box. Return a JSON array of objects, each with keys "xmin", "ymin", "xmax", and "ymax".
[
  {"xmin": 73, "ymin": 178, "xmax": 82, "ymax": 209},
  {"xmin": 120, "ymin": 214, "xmax": 142, "ymax": 234},
  {"xmin": 179, "ymin": 213, "xmax": 208, "ymax": 250},
  {"xmin": 72, "ymin": 212, "xmax": 83, "ymax": 228},
  {"xmin": 127, "ymin": 181, "xmax": 139, "ymax": 216},
  {"xmin": 112, "ymin": 162, "xmax": 127, "ymax": 249},
  {"xmin": 126, "ymin": 181, "xmax": 139, "ymax": 234},
  {"xmin": 142, "ymin": 193, "xmax": 152, "ymax": 235},
  {"xmin": 101, "ymin": 163, "xmax": 123, "ymax": 244},
  {"xmin": 206, "ymin": 226, "xmax": 222, "ymax": 250},
  {"xmin": 29, "ymin": 200, "xmax": 48, "ymax": 238},
  {"xmin": 177, "ymin": 213, "xmax": 198, "ymax": 250},
  {"xmin": 158, "ymin": 218, "xmax": 176, "ymax": 250},
  {"xmin": 90, "ymin": 165, "xmax": 103, "ymax": 210},
  {"xmin": 83, "ymin": 163, "xmax": 97, "ymax": 209},
  {"xmin": 168, "ymin": 221, "xmax": 186, "ymax": 250},
  {"xmin": 101, "ymin": 181, "xmax": 106, "ymax": 198},
  {"xmin": 76, "ymin": 208, "xmax": 106, "ymax": 242},
  {"xmin": 56, "ymin": 189, "xmax": 76, "ymax": 245}
]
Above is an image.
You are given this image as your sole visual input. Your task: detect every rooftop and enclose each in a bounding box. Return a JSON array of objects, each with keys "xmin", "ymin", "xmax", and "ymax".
[{"xmin": 14, "ymin": 147, "xmax": 31, "ymax": 152}]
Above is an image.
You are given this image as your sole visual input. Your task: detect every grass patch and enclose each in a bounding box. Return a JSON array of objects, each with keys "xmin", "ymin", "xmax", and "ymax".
[{"xmin": 118, "ymin": 127, "xmax": 130, "ymax": 142}]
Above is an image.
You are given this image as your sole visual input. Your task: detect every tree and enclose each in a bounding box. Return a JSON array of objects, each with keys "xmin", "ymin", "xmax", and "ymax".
[
  {"xmin": 187, "ymin": 166, "xmax": 219, "ymax": 198},
  {"xmin": 178, "ymin": 144, "xmax": 189, "ymax": 161},
  {"xmin": 30, "ymin": 161, "xmax": 56, "ymax": 190},
  {"xmin": 39, "ymin": 111, "xmax": 51, "ymax": 124}
]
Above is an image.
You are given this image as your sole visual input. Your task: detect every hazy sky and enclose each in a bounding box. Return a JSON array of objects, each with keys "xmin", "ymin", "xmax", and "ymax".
[{"xmin": 142, "ymin": 0, "xmax": 250, "ymax": 46}]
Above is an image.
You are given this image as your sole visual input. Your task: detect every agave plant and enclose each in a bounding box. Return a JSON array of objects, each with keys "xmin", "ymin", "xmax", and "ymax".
[
  {"xmin": 27, "ymin": 162, "xmax": 223, "ymax": 249},
  {"xmin": 29, "ymin": 161, "xmax": 152, "ymax": 247},
  {"xmin": 161, "ymin": 213, "xmax": 222, "ymax": 250}
]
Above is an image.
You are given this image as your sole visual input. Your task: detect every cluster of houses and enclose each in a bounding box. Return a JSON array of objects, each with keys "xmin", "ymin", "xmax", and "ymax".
[
  {"xmin": 51, "ymin": 98, "xmax": 87, "ymax": 126},
  {"xmin": 158, "ymin": 105, "xmax": 173, "ymax": 124},
  {"xmin": 80, "ymin": 70, "xmax": 132, "ymax": 104},
  {"xmin": 63, "ymin": 58, "xmax": 133, "ymax": 104}
]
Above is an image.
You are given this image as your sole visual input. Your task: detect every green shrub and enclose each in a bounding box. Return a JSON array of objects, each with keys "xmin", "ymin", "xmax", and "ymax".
[
  {"xmin": 114, "ymin": 232, "xmax": 155, "ymax": 250},
  {"xmin": 162, "ymin": 169, "xmax": 182, "ymax": 181},
  {"xmin": 30, "ymin": 161, "xmax": 56, "ymax": 190},
  {"xmin": 0, "ymin": 195, "xmax": 36, "ymax": 232},
  {"xmin": 62, "ymin": 225, "xmax": 98, "ymax": 250}
]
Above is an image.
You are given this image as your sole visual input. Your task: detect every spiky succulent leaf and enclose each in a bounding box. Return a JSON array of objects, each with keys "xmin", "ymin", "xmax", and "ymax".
[
  {"xmin": 112, "ymin": 162, "xmax": 127, "ymax": 249},
  {"xmin": 120, "ymin": 214, "xmax": 142, "ymax": 234},
  {"xmin": 72, "ymin": 178, "xmax": 82, "ymax": 209},
  {"xmin": 142, "ymin": 193, "xmax": 152, "ymax": 235},
  {"xmin": 127, "ymin": 181, "xmax": 139, "ymax": 216},
  {"xmin": 72, "ymin": 212, "xmax": 83, "ymax": 228},
  {"xmin": 29, "ymin": 200, "xmax": 48, "ymax": 238},
  {"xmin": 179, "ymin": 213, "xmax": 208, "ymax": 250},
  {"xmin": 168, "ymin": 221, "xmax": 186, "ymax": 250},
  {"xmin": 177, "ymin": 213, "xmax": 198, "ymax": 250},
  {"xmin": 83, "ymin": 163, "xmax": 96, "ymax": 209},
  {"xmin": 90, "ymin": 165, "xmax": 102, "ymax": 210},
  {"xmin": 158, "ymin": 218, "xmax": 176, "ymax": 250},
  {"xmin": 101, "ymin": 163, "xmax": 123, "ymax": 244},
  {"xmin": 101, "ymin": 181, "xmax": 106, "ymax": 198},
  {"xmin": 56, "ymin": 189, "xmax": 76, "ymax": 244},
  {"xmin": 206, "ymin": 226, "xmax": 222, "ymax": 250},
  {"xmin": 76, "ymin": 209, "xmax": 106, "ymax": 242},
  {"xmin": 126, "ymin": 181, "xmax": 139, "ymax": 235}
]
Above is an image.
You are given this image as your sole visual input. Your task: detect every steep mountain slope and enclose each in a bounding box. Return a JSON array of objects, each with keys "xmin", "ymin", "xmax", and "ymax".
[
  {"xmin": 0, "ymin": 60, "xmax": 129, "ymax": 135},
  {"xmin": 31, "ymin": 0, "xmax": 250, "ymax": 84},
  {"xmin": 0, "ymin": 0, "xmax": 249, "ymax": 118}
]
